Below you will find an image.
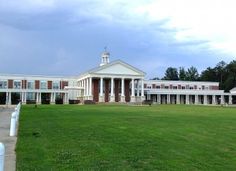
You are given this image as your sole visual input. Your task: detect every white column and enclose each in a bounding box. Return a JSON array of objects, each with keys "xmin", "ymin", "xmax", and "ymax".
[
  {"xmin": 99, "ymin": 77, "xmax": 104, "ymax": 102},
  {"xmin": 141, "ymin": 79, "xmax": 144, "ymax": 97},
  {"xmin": 176, "ymin": 94, "xmax": 180, "ymax": 104},
  {"xmin": 140, "ymin": 79, "xmax": 145, "ymax": 102},
  {"xmin": 88, "ymin": 77, "xmax": 92, "ymax": 100},
  {"xmin": 53, "ymin": 93, "xmax": 56, "ymax": 103},
  {"xmin": 131, "ymin": 78, "xmax": 135, "ymax": 102},
  {"xmin": 23, "ymin": 92, "xmax": 27, "ymax": 104},
  {"xmin": 157, "ymin": 94, "xmax": 161, "ymax": 104},
  {"xmin": 50, "ymin": 93, "xmax": 54, "ymax": 104},
  {"xmin": 195, "ymin": 95, "xmax": 199, "ymax": 105},
  {"xmin": 21, "ymin": 92, "xmax": 24, "ymax": 103},
  {"xmin": 229, "ymin": 95, "xmax": 232, "ymax": 105},
  {"xmin": 212, "ymin": 95, "xmax": 216, "ymax": 105},
  {"xmin": 131, "ymin": 79, "xmax": 135, "ymax": 97},
  {"xmin": 185, "ymin": 95, "xmax": 189, "ymax": 105},
  {"xmin": 5, "ymin": 92, "xmax": 8, "ymax": 105},
  {"xmin": 167, "ymin": 94, "xmax": 170, "ymax": 104},
  {"xmin": 137, "ymin": 80, "xmax": 140, "ymax": 97},
  {"xmin": 220, "ymin": 95, "xmax": 225, "ymax": 105},
  {"xmin": 86, "ymin": 78, "xmax": 89, "ymax": 97},
  {"xmin": 8, "ymin": 92, "xmax": 12, "ymax": 105},
  {"xmin": 64, "ymin": 93, "xmax": 69, "ymax": 104},
  {"xmin": 110, "ymin": 78, "xmax": 115, "ymax": 102},
  {"xmin": 120, "ymin": 78, "xmax": 125, "ymax": 102},
  {"xmin": 39, "ymin": 93, "xmax": 41, "ymax": 104},
  {"xmin": 203, "ymin": 95, "xmax": 207, "ymax": 105}
]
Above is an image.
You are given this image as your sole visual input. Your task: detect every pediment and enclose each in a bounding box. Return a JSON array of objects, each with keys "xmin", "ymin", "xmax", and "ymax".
[{"xmin": 89, "ymin": 60, "xmax": 145, "ymax": 76}]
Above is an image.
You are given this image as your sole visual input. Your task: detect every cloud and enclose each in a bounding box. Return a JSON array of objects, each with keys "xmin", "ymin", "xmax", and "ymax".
[{"xmin": 0, "ymin": 0, "xmax": 235, "ymax": 79}]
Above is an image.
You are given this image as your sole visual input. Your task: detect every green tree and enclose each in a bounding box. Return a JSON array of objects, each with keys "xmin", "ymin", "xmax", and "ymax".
[
  {"xmin": 162, "ymin": 67, "xmax": 179, "ymax": 80},
  {"xmin": 200, "ymin": 67, "xmax": 217, "ymax": 82},
  {"xmin": 215, "ymin": 61, "xmax": 227, "ymax": 89},
  {"xmin": 224, "ymin": 60, "xmax": 236, "ymax": 91},
  {"xmin": 179, "ymin": 67, "xmax": 186, "ymax": 80},
  {"xmin": 186, "ymin": 66, "xmax": 199, "ymax": 81}
]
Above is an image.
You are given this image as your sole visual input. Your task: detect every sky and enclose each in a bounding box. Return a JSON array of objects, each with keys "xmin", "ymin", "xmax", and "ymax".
[{"xmin": 0, "ymin": 0, "xmax": 235, "ymax": 79}]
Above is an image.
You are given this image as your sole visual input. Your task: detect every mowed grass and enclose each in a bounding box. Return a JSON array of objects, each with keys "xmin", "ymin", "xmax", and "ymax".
[{"xmin": 16, "ymin": 104, "xmax": 236, "ymax": 171}]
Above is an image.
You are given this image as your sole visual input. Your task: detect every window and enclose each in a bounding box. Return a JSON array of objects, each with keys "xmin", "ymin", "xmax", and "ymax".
[
  {"xmin": 14, "ymin": 80, "xmax": 21, "ymax": 89},
  {"xmin": 165, "ymin": 86, "xmax": 169, "ymax": 89},
  {"xmin": 40, "ymin": 81, "xmax": 47, "ymax": 89},
  {"xmin": 0, "ymin": 80, "xmax": 7, "ymax": 89},
  {"xmin": 173, "ymin": 86, "xmax": 177, "ymax": 89},
  {"xmin": 182, "ymin": 86, "xmax": 186, "ymax": 89},
  {"xmin": 27, "ymin": 81, "xmax": 35, "ymax": 89},
  {"xmin": 53, "ymin": 81, "xmax": 60, "ymax": 89},
  {"xmin": 156, "ymin": 86, "xmax": 160, "ymax": 89}
]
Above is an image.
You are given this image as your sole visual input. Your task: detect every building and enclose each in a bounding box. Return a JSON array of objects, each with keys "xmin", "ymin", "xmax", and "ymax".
[{"xmin": 0, "ymin": 51, "xmax": 235, "ymax": 105}]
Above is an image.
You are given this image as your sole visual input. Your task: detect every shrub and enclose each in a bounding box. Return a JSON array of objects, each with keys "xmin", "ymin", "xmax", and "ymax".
[
  {"xmin": 84, "ymin": 100, "xmax": 96, "ymax": 104},
  {"xmin": 69, "ymin": 100, "xmax": 80, "ymax": 104}
]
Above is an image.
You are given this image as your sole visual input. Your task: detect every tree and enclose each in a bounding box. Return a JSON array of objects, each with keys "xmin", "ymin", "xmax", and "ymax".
[
  {"xmin": 224, "ymin": 60, "xmax": 236, "ymax": 91},
  {"xmin": 200, "ymin": 67, "xmax": 217, "ymax": 82},
  {"xmin": 185, "ymin": 66, "xmax": 199, "ymax": 81},
  {"xmin": 162, "ymin": 67, "xmax": 179, "ymax": 80},
  {"xmin": 151, "ymin": 77, "xmax": 160, "ymax": 80},
  {"xmin": 179, "ymin": 67, "xmax": 186, "ymax": 80},
  {"xmin": 215, "ymin": 61, "xmax": 227, "ymax": 89}
]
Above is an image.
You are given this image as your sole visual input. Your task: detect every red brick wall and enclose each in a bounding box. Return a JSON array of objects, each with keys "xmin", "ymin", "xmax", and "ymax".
[
  {"xmin": 8, "ymin": 80, "xmax": 13, "ymax": 89},
  {"xmin": 60, "ymin": 81, "xmax": 68, "ymax": 89},
  {"xmin": 104, "ymin": 79, "xmax": 109, "ymax": 102},
  {"xmin": 48, "ymin": 81, "xmax": 52, "ymax": 89},
  {"xmin": 210, "ymin": 86, "xmax": 219, "ymax": 90},
  {"xmin": 115, "ymin": 79, "xmax": 120, "ymax": 102},
  {"xmin": 22, "ymin": 80, "xmax": 27, "ymax": 89},
  {"xmin": 35, "ymin": 80, "xmax": 40, "ymax": 89},
  {"xmin": 125, "ymin": 80, "xmax": 130, "ymax": 102},
  {"xmin": 93, "ymin": 79, "xmax": 99, "ymax": 102}
]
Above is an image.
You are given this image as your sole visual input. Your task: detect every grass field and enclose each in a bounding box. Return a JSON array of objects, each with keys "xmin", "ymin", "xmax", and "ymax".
[{"xmin": 16, "ymin": 104, "xmax": 236, "ymax": 171}]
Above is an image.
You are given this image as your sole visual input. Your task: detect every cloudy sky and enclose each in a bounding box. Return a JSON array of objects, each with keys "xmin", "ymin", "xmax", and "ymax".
[{"xmin": 0, "ymin": 0, "xmax": 235, "ymax": 79}]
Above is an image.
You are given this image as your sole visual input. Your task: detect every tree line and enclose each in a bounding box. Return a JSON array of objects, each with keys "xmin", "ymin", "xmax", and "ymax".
[{"xmin": 153, "ymin": 60, "xmax": 236, "ymax": 92}]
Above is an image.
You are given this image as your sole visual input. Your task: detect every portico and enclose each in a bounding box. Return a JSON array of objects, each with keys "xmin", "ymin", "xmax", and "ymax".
[{"xmin": 78, "ymin": 55, "xmax": 145, "ymax": 103}]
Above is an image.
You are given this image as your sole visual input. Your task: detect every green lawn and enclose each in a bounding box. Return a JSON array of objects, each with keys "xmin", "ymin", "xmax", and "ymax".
[{"xmin": 16, "ymin": 104, "xmax": 236, "ymax": 171}]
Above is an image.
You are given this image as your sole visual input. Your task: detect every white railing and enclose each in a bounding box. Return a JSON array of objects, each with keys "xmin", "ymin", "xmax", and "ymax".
[
  {"xmin": 0, "ymin": 142, "xmax": 5, "ymax": 171},
  {"xmin": 10, "ymin": 102, "xmax": 21, "ymax": 137}
]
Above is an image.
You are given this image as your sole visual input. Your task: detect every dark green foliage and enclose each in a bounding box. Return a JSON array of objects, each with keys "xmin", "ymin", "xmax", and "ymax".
[
  {"xmin": 152, "ymin": 60, "xmax": 236, "ymax": 91},
  {"xmin": 16, "ymin": 105, "xmax": 236, "ymax": 171},
  {"xmin": 179, "ymin": 67, "xmax": 186, "ymax": 80},
  {"xmin": 200, "ymin": 60, "xmax": 236, "ymax": 91},
  {"xmin": 163, "ymin": 67, "xmax": 179, "ymax": 80},
  {"xmin": 185, "ymin": 66, "xmax": 199, "ymax": 81}
]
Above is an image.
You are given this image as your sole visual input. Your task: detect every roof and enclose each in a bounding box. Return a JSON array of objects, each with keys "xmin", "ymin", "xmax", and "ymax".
[{"xmin": 79, "ymin": 59, "xmax": 146, "ymax": 78}]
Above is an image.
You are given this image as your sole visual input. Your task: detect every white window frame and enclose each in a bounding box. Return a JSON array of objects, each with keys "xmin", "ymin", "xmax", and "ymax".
[
  {"xmin": 0, "ymin": 80, "xmax": 7, "ymax": 89},
  {"xmin": 14, "ymin": 80, "xmax": 22, "ymax": 89},
  {"xmin": 40, "ymin": 80, "xmax": 47, "ymax": 89},
  {"xmin": 52, "ymin": 81, "xmax": 60, "ymax": 90},
  {"xmin": 27, "ymin": 80, "xmax": 35, "ymax": 89}
]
